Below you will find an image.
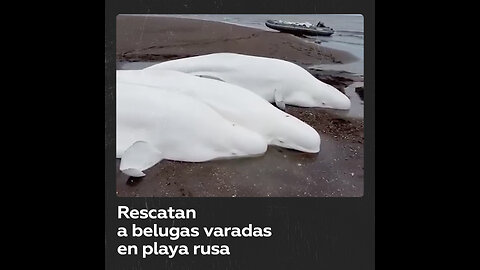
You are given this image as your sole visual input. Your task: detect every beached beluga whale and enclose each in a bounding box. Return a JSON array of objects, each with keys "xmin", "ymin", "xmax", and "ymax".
[
  {"xmin": 117, "ymin": 69, "xmax": 321, "ymax": 153},
  {"xmin": 145, "ymin": 52, "xmax": 351, "ymax": 110},
  {"xmin": 116, "ymin": 81, "xmax": 268, "ymax": 177}
]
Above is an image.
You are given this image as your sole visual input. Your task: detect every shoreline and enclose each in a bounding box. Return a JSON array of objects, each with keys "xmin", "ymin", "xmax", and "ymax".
[{"xmin": 116, "ymin": 15, "xmax": 358, "ymax": 66}]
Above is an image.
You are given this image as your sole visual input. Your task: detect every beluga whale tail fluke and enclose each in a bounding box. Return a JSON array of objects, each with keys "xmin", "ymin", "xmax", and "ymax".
[
  {"xmin": 119, "ymin": 141, "xmax": 163, "ymax": 177},
  {"xmin": 145, "ymin": 52, "xmax": 351, "ymax": 110}
]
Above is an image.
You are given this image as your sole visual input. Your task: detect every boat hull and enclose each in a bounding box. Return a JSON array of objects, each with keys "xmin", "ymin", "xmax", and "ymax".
[{"xmin": 265, "ymin": 20, "xmax": 334, "ymax": 36}]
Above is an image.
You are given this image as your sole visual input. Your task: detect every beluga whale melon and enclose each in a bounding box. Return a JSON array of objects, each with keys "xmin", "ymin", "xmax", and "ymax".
[
  {"xmin": 145, "ymin": 52, "xmax": 351, "ymax": 110},
  {"xmin": 117, "ymin": 69, "xmax": 321, "ymax": 153},
  {"xmin": 116, "ymin": 81, "xmax": 268, "ymax": 177}
]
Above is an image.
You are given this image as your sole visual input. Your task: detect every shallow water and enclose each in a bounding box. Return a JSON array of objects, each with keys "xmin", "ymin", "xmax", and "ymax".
[
  {"xmin": 332, "ymin": 82, "xmax": 364, "ymax": 119},
  {"xmin": 117, "ymin": 61, "xmax": 159, "ymax": 70}
]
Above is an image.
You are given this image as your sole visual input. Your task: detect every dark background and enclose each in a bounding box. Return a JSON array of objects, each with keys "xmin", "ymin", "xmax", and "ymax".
[{"xmin": 105, "ymin": 0, "xmax": 375, "ymax": 269}]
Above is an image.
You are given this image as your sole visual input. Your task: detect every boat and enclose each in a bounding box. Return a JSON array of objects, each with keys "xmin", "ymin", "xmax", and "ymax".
[{"xmin": 265, "ymin": 19, "xmax": 334, "ymax": 36}]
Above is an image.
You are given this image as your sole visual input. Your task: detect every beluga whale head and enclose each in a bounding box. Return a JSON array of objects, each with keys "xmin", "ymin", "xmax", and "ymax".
[
  {"xmin": 274, "ymin": 61, "xmax": 352, "ymax": 110},
  {"xmin": 269, "ymin": 123, "xmax": 321, "ymax": 153}
]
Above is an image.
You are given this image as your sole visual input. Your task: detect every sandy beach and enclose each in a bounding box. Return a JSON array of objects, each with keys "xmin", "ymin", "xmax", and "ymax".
[
  {"xmin": 117, "ymin": 15, "xmax": 358, "ymax": 65},
  {"xmin": 116, "ymin": 15, "xmax": 364, "ymax": 197}
]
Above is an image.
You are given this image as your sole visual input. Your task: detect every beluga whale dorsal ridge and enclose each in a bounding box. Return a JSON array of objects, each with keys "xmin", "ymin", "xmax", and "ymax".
[
  {"xmin": 117, "ymin": 69, "xmax": 321, "ymax": 153},
  {"xmin": 116, "ymin": 81, "xmax": 268, "ymax": 176},
  {"xmin": 145, "ymin": 52, "xmax": 351, "ymax": 110}
]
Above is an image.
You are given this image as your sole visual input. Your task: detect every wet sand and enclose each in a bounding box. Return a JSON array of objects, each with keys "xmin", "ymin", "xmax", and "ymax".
[
  {"xmin": 116, "ymin": 134, "xmax": 363, "ymax": 197},
  {"xmin": 115, "ymin": 15, "xmax": 364, "ymax": 197}
]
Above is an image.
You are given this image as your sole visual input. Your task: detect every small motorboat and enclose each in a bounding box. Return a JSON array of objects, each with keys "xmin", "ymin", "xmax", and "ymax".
[{"xmin": 265, "ymin": 19, "xmax": 334, "ymax": 36}]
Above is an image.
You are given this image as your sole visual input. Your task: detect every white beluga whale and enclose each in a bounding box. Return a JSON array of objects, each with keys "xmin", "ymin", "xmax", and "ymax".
[
  {"xmin": 117, "ymin": 69, "xmax": 321, "ymax": 153},
  {"xmin": 145, "ymin": 53, "xmax": 351, "ymax": 110},
  {"xmin": 116, "ymin": 81, "xmax": 268, "ymax": 177}
]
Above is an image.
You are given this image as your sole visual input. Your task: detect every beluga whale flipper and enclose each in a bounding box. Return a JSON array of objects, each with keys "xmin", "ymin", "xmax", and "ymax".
[
  {"xmin": 116, "ymin": 81, "xmax": 268, "ymax": 176},
  {"xmin": 117, "ymin": 69, "xmax": 321, "ymax": 153},
  {"xmin": 119, "ymin": 141, "xmax": 163, "ymax": 177},
  {"xmin": 145, "ymin": 52, "xmax": 351, "ymax": 110},
  {"xmin": 274, "ymin": 89, "xmax": 286, "ymax": 110}
]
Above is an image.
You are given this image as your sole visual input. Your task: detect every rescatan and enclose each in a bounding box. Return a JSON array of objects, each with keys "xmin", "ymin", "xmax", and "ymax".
[{"xmin": 118, "ymin": 206, "xmax": 196, "ymax": 219}]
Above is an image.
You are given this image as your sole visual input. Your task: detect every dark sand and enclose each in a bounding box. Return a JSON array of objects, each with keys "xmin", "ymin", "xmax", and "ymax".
[
  {"xmin": 115, "ymin": 15, "xmax": 364, "ymax": 197},
  {"xmin": 116, "ymin": 15, "xmax": 357, "ymax": 65}
]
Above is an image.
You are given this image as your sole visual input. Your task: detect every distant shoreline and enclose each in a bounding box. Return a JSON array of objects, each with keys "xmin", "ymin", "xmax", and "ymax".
[{"xmin": 116, "ymin": 15, "xmax": 358, "ymax": 66}]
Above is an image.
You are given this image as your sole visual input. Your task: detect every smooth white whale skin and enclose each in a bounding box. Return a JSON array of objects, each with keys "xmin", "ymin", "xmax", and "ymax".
[
  {"xmin": 116, "ymin": 82, "xmax": 268, "ymax": 176},
  {"xmin": 145, "ymin": 53, "xmax": 351, "ymax": 110},
  {"xmin": 117, "ymin": 69, "xmax": 321, "ymax": 153}
]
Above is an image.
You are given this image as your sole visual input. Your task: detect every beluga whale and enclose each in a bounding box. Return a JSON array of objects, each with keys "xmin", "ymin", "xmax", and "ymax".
[
  {"xmin": 117, "ymin": 69, "xmax": 321, "ymax": 153},
  {"xmin": 145, "ymin": 52, "xmax": 351, "ymax": 110},
  {"xmin": 116, "ymin": 81, "xmax": 268, "ymax": 177}
]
